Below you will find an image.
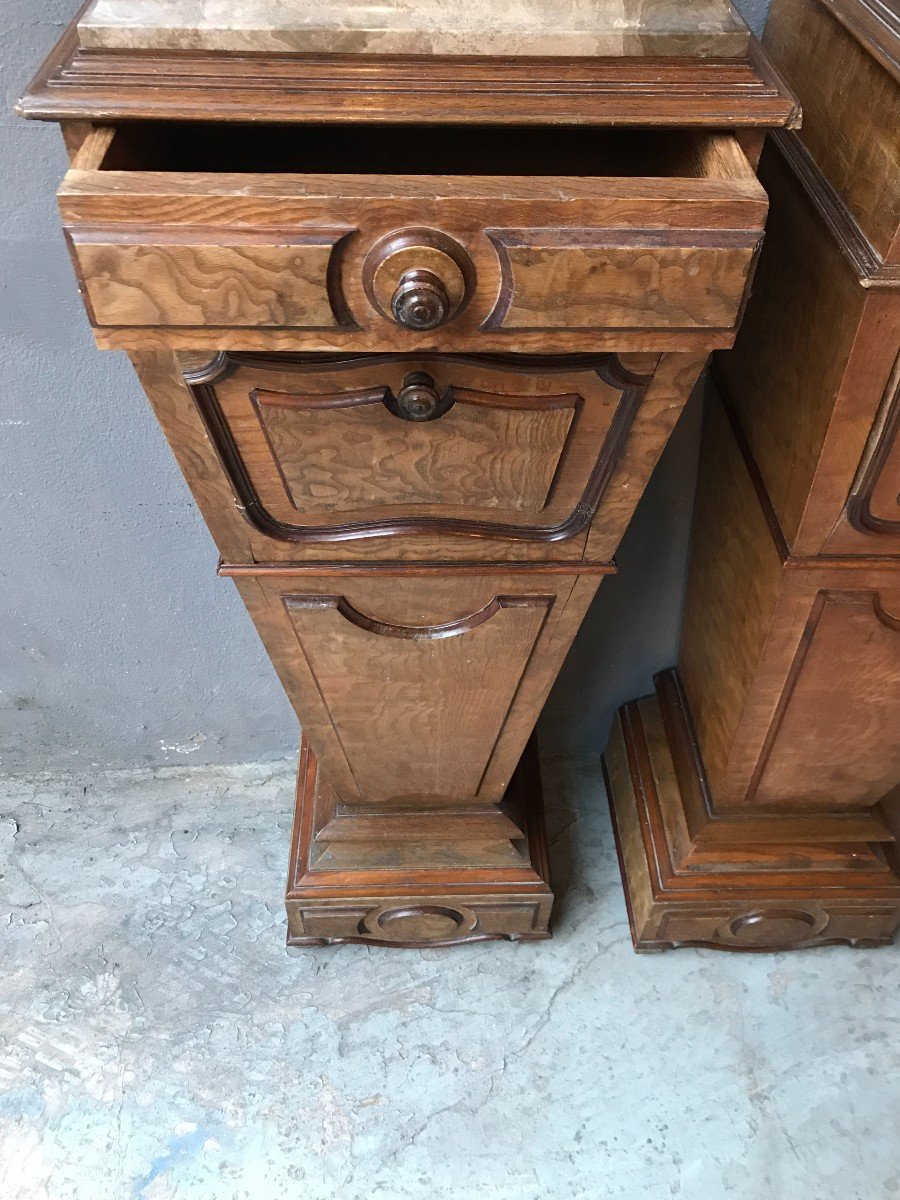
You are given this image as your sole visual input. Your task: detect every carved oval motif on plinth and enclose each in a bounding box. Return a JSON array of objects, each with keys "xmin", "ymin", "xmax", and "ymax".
[
  {"xmin": 723, "ymin": 908, "xmax": 829, "ymax": 948},
  {"xmin": 361, "ymin": 903, "xmax": 478, "ymax": 943}
]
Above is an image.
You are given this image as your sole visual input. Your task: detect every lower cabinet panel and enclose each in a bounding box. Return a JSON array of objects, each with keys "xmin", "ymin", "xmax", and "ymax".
[
  {"xmin": 232, "ymin": 570, "xmax": 603, "ymax": 806},
  {"xmin": 679, "ymin": 393, "xmax": 900, "ymax": 811},
  {"xmin": 751, "ymin": 582, "xmax": 900, "ymax": 809},
  {"xmin": 283, "ymin": 590, "xmax": 552, "ymax": 804}
]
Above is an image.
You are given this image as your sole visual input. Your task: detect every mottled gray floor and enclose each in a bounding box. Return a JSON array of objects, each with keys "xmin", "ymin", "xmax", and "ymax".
[{"xmin": 1, "ymin": 755, "xmax": 898, "ymax": 1200}]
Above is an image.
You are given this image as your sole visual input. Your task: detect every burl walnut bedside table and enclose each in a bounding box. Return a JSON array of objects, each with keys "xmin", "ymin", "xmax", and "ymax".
[
  {"xmin": 19, "ymin": 0, "xmax": 797, "ymax": 949},
  {"xmin": 604, "ymin": 0, "xmax": 900, "ymax": 953}
]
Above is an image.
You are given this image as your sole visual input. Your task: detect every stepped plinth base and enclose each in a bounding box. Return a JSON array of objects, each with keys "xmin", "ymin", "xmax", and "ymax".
[
  {"xmin": 286, "ymin": 735, "xmax": 553, "ymax": 950},
  {"xmin": 604, "ymin": 673, "xmax": 900, "ymax": 952}
]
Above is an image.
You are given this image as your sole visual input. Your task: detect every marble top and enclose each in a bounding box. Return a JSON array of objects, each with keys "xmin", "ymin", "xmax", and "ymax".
[{"xmin": 77, "ymin": 0, "xmax": 752, "ymax": 57}]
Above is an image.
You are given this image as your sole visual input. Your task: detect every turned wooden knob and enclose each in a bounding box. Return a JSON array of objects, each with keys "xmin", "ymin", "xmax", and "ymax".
[
  {"xmin": 362, "ymin": 229, "xmax": 474, "ymax": 330},
  {"xmin": 394, "ymin": 372, "xmax": 443, "ymax": 421},
  {"xmin": 391, "ymin": 269, "xmax": 451, "ymax": 331}
]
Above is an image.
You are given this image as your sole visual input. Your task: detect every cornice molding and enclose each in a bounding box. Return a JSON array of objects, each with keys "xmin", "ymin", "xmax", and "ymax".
[
  {"xmin": 772, "ymin": 129, "xmax": 900, "ymax": 291},
  {"xmin": 18, "ymin": 18, "xmax": 800, "ymax": 128}
]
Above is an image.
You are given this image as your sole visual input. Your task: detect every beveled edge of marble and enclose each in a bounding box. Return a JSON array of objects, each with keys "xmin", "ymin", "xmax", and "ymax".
[{"xmin": 76, "ymin": 0, "xmax": 752, "ymax": 58}]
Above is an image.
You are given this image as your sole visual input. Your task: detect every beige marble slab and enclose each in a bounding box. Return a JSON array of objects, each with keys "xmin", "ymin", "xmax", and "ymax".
[{"xmin": 77, "ymin": 0, "xmax": 751, "ymax": 57}]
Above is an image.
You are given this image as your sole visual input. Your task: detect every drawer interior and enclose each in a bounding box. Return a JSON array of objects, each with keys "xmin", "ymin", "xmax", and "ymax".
[{"xmin": 89, "ymin": 120, "xmax": 754, "ymax": 181}]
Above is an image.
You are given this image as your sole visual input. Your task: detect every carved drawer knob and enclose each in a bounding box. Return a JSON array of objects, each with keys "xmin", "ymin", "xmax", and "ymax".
[
  {"xmin": 391, "ymin": 269, "xmax": 451, "ymax": 331},
  {"xmin": 363, "ymin": 229, "xmax": 474, "ymax": 330},
  {"xmin": 394, "ymin": 372, "xmax": 443, "ymax": 421}
]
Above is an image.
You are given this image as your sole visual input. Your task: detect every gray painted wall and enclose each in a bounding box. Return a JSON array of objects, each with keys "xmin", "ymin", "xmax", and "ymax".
[{"xmin": 0, "ymin": 0, "xmax": 769, "ymax": 773}]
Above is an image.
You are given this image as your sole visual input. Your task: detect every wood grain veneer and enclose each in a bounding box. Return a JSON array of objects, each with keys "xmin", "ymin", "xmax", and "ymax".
[
  {"xmin": 234, "ymin": 570, "xmax": 600, "ymax": 807},
  {"xmin": 716, "ymin": 134, "xmax": 900, "ymax": 559},
  {"xmin": 764, "ymin": 0, "xmax": 900, "ymax": 262},
  {"xmin": 124, "ymin": 350, "xmax": 714, "ymax": 566},
  {"xmin": 253, "ymin": 386, "xmax": 578, "ymax": 515},
  {"xmin": 287, "ymin": 734, "xmax": 554, "ymax": 947},
  {"xmin": 184, "ymin": 353, "xmax": 651, "ymax": 546}
]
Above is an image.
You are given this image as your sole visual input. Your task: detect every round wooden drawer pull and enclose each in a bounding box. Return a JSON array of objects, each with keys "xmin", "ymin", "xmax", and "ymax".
[
  {"xmin": 362, "ymin": 228, "xmax": 474, "ymax": 331},
  {"xmin": 391, "ymin": 268, "xmax": 451, "ymax": 330},
  {"xmin": 394, "ymin": 371, "xmax": 443, "ymax": 420}
]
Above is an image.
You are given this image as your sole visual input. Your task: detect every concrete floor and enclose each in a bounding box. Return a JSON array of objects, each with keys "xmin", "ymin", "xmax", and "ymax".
[{"xmin": 1, "ymin": 755, "xmax": 898, "ymax": 1200}]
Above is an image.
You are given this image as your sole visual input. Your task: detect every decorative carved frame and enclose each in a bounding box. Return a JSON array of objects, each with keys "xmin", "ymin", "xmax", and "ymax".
[{"xmin": 184, "ymin": 351, "xmax": 652, "ymax": 544}]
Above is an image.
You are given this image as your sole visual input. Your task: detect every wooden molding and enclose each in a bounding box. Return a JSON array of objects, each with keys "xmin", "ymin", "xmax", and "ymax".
[
  {"xmin": 874, "ymin": 593, "xmax": 900, "ymax": 630},
  {"xmin": 772, "ymin": 129, "xmax": 900, "ymax": 290},
  {"xmin": 711, "ymin": 365, "xmax": 791, "ymax": 562},
  {"xmin": 286, "ymin": 735, "xmax": 553, "ymax": 948},
  {"xmin": 283, "ymin": 593, "xmax": 554, "ymax": 641},
  {"xmin": 218, "ymin": 560, "xmax": 617, "ymax": 577},
  {"xmin": 815, "ymin": 0, "xmax": 900, "ymax": 84},
  {"xmin": 603, "ymin": 684, "xmax": 900, "ymax": 952},
  {"xmin": 18, "ymin": 20, "xmax": 800, "ymax": 129},
  {"xmin": 847, "ymin": 350, "xmax": 900, "ymax": 534},
  {"xmin": 180, "ymin": 351, "xmax": 231, "ymax": 386}
]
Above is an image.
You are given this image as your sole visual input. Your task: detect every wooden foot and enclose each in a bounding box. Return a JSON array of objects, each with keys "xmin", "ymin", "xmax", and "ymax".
[
  {"xmin": 285, "ymin": 735, "xmax": 553, "ymax": 950},
  {"xmin": 603, "ymin": 671, "xmax": 900, "ymax": 952}
]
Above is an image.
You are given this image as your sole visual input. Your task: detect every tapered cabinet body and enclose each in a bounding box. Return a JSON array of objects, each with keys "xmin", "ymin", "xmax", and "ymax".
[
  {"xmin": 605, "ymin": 0, "xmax": 900, "ymax": 952},
  {"xmin": 21, "ymin": 0, "xmax": 796, "ymax": 948}
]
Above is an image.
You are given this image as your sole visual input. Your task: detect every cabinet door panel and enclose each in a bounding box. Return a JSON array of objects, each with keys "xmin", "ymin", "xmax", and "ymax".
[
  {"xmin": 284, "ymin": 592, "xmax": 552, "ymax": 804},
  {"xmin": 254, "ymin": 385, "xmax": 577, "ymax": 515},
  {"xmin": 754, "ymin": 588, "xmax": 900, "ymax": 808},
  {"xmin": 235, "ymin": 572, "xmax": 600, "ymax": 806},
  {"xmin": 190, "ymin": 352, "xmax": 651, "ymax": 546}
]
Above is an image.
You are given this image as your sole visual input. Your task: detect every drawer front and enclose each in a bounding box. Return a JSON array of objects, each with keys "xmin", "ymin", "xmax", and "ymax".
[
  {"xmin": 234, "ymin": 571, "xmax": 601, "ymax": 805},
  {"xmin": 185, "ymin": 351, "xmax": 656, "ymax": 546},
  {"xmin": 59, "ymin": 127, "xmax": 767, "ymax": 352},
  {"xmin": 483, "ymin": 229, "xmax": 759, "ymax": 332}
]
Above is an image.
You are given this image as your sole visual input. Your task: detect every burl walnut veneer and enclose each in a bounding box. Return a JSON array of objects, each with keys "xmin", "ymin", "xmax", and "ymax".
[
  {"xmin": 20, "ymin": 0, "xmax": 797, "ymax": 949},
  {"xmin": 605, "ymin": 0, "xmax": 900, "ymax": 952}
]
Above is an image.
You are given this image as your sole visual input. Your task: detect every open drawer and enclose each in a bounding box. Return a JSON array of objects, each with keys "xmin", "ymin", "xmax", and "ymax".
[{"xmin": 59, "ymin": 122, "xmax": 768, "ymax": 353}]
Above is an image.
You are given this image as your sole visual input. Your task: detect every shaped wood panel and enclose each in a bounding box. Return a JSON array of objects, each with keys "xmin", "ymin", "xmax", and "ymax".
[
  {"xmin": 253, "ymin": 383, "xmax": 578, "ymax": 515},
  {"xmin": 283, "ymin": 590, "xmax": 553, "ymax": 804},
  {"xmin": 232, "ymin": 571, "xmax": 601, "ymax": 807},
  {"xmin": 752, "ymin": 588, "xmax": 900, "ymax": 808},
  {"xmin": 485, "ymin": 229, "xmax": 762, "ymax": 332},
  {"xmin": 68, "ymin": 228, "xmax": 353, "ymax": 329}
]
